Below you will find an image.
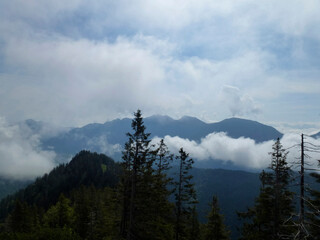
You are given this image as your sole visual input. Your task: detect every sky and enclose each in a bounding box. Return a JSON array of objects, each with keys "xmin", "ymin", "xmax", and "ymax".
[
  {"xmin": 1, "ymin": 1, "xmax": 320, "ymax": 179},
  {"xmin": 1, "ymin": 0, "xmax": 320, "ymax": 130}
]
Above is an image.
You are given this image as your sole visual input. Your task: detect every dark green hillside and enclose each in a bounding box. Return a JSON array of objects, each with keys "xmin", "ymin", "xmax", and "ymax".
[
  {"xmin": 0, "ymin": 151, "xmax": 318, "ymax": 239},
  {"xmin": 192, "ymin": 168, "xmax": 260, "ymax": 239},
  {"xmin": 0, "ymin": 151, "xmax": 121, "ymax": 220},
  {"xmin": 0, "ymin": 151, "xmax": 261, "ymax": 239},
  {"xmin": 3, "ymin": 150, "xmax": 317, "ymax": 239}
]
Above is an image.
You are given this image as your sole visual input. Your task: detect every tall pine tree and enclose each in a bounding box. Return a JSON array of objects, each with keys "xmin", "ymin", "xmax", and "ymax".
[
  {"xmin": 119, "ymin": 110, "xmax": 175, "ymax": 240},
  {"xmin": 174, "ymin": 148, "xmax": 197, "ymax": 240},
  {"xmin": 119, "ymin": 110, "xmax": 152, "ymax": 240},
  {"xmin": 239, "ymin": 138, "xmax": 295, "ymax": 240},
  {"xmin": 146, "ymin": 139, "xmax": 175, "ymax": 239},
  {"xmin": 204, "ymin": 196, "xmax": 229, "ymax": 240}
]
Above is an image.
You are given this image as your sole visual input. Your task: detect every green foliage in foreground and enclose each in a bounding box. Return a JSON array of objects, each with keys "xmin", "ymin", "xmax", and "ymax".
[
  {"xmin": 0, "ymin": 111, "xmax": 230, "ymax": 240},
  {"xmin": 239, "ymin": 138, "xmax": 295, "ymax": 239},
  {"xmin": 2, "ymin": 111, "xmax": 320, "ymax": 239},
  {"xmin": 203, "ymin": 196, "xmax": 229, "ymax": 240},
  {"xmin": 1, "ymin": 186, "xmax": 120, "ymax": 240},
  {"xmin": 0, "ymin": 228, "xmax": 81, "ymax": 240}
]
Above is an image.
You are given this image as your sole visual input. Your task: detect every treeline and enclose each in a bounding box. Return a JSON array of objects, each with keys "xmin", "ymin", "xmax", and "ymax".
[
  {"xmin": 238, "ymin": 138, "xmax": 320, "ymax": 239},
  {"xmin": 0, "ymin": 110, "xmax": 228, "ymax": 240},
  {"xmin": 0, "ymin": 151, "xmax": 120, "ymax": 220},
  {"xmin": 0, "ymin": 187, "xmax": 118, "ymax": 240},
  {"xmin": 0, "ymin": 110, "xmax": 320, "ymax": 239}
]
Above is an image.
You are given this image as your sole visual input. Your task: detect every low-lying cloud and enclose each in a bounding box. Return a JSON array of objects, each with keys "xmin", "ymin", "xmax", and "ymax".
[
  {"xmin": 153, "ymin": 132, "xmax": 320, "ymax": 170},
  {"xmin": 0, "ymin": 118, "xmax": 56, "ymax": 180},
  {"xmin": 87, "ymin": 136, "xmax": 122, "ymax": 156}
]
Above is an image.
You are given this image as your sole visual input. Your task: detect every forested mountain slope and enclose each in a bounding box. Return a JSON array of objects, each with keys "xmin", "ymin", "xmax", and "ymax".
[
  {"xmin": 0, "ymin": 150, "xmax": 262, "ymax": 239},
  {"xmin": 2, "ymin": 150, "xmax": 320, "ymax": 239},
  {"xmin": 0, "ymin": 151, "xmax": 120, "ymax": 220}
]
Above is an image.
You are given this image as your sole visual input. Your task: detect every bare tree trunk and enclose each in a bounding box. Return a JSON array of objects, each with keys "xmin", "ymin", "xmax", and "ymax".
[{"xmin": 299, "ymin": 134, "xmax": 305, "ymax": 240}]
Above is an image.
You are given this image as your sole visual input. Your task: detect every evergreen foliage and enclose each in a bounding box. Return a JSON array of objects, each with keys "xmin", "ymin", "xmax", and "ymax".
[
  {"xmin": 119, "ymin": 110, "xmax": 175, "ymax": 240},
  {"xmin": 306, "ymin": 172, "xmax": 320, "ymax": 239},
  {"xmin": 174, "ymin": 148, "xmax": 197, "ymax": 240},
  {"xmin": 119, "ymin": 109, "xmax": 153, "ymax": 239},
  {"xmin": 0, "ymin": 185, "xmax": 119, "ymax": 240},
  {"xmin": 43, "ymin": 194, "xmax": 74, "ymax": 229},
  {"xmin": 72, "ymin": 186, "xmax": 120, "ymax": 240},
  {"xmin": 204, "ymin": 196, "xmax": 229, "ymax": 240},
  {"xmin": 145, "ymin": 139, "xmax": 175, "ymax": 240},
  {"xmin": 239, "ymin": 138, "xmax": 295, "ymax": 239},
  {"xmin": 0, "ymin": 110, "xmax": 244, "ymax": 240},
  {"xmin": 3, "ymin": 113, "xmax": 320, "ymax": 240},
  {"xmin": 188, "ymin": 206, "xmax": 200, "ymax": 240},
  {"xmin": 6, "ymin": 200, "xmax": 37, "ymax": 233},
  {"xmin": 0, "ymin": 151, "xmax": 120, "ymax": 220}
]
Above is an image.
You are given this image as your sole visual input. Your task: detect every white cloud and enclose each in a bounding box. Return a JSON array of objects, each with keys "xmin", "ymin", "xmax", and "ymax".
[
  {"xmin": 1, "ymin": 32, "xmax": 277, "ymax": 125},
  {"xmin": 1, "ymin": 36, "xmax": 170, "ymax": 125},
  {"xmin": 0, "ymin": 0, "xmax": 320, "ymax": 126},
  {"xmin": 87, "ymin": 136, "xmax": 122, "ymax": 156},
  {"xmin": 258, "ymin": 0, "xmax": 320, "ymax": 39},
  {"xmin": 0, "ymin": 118, "xmax": 56, "ymax": 180},
  {"xmin": 220, "ymin": 85, "xmax": 261, "ymax": 117},
  {"xmin": 269, "ymin": 121, "xmax": 320, "ymax": 135},
  {"xmin": 153, "ymin": 133, "xmax": 320, "ymax": 170}
]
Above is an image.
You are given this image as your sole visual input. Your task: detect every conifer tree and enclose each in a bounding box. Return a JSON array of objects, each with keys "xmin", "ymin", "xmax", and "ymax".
[
  {"xmin": 154, "ymin": 139, "xmax": 173, "ymax": 176},
  {"xmin": 174, "ymin": 148, "xmax": 197, "ymax": 240},
  {"xmin": 153, "ymin": 138, "xmax": 174, "ymax": 217},
  {"xmin": 7, "ymin": 200, "xmax": 35, "ymax": 233},
  {"xmin": 306, "ymin": 172, "xmax": 320, "ymax": 239},
  {"xmin": 188, "ymin": 206, "xmax": 200, "ymax": 240},
  {"xmin": 204, "ymin": 196, "xmax": 229, "ymax": 240},
  {"xmin": 239, "ymin": 138, "xmax": 294, "ymax": 239},
  {"xmin": 73, "ymin": 187, "xmax": 91, "ymax": 238},
  {"xmin": 144, "ymin": 139, "xmax": 175, "ymax": 239},
  {"xmin": 119, "ymin": 110, "xmax": 156, "ymax": 240},
  {"xmin": 73, "ymin": 186, "xmax": 118, "ymax": 240},
  {"xmin": 43, "ymin": 194, "xmax": 74, "ymax": 229}
]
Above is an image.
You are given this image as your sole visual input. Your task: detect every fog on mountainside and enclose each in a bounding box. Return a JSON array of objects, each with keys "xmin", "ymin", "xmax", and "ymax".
[
  {"xmin": 1, "ymin": 111, "xmax": 320, "ymax": 240},
  {"xmin": 40, "ymin": 116, "xmax": 283, "ymax": 169},
  {"xmin": 1, "ymin": 115, "xmax": 320, "ymax": 181}
]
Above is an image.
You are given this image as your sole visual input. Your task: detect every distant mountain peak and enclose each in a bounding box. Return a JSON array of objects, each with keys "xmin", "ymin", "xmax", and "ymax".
[
  {"xmin": 42, "ymin": 114, "xmax": 283, "ymax": 162},
  {"xmin": 146, "ymin": 115, "xmax": 174, "ymax": 122},
  {"xmin": 220, "ymin": 117, "xmax": 260, "ymax": 124},
  {"xmin": 179, "ymin": 115, "xmax": 203, "ymax": 123},
  {"xmin": 312, "ymin": 131, "xmax": 320, "ymax": 139},
  {"xmin": 213, "ymin": 117, "xmax": 283, "ymax": 141}
]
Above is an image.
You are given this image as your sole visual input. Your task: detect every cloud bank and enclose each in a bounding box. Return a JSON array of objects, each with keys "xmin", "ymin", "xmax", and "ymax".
[
  {"xmin": 0, "ymin": 118, "xmax": 56, "ymax": 180},
  {"xmin": 153, "ymin": 133, "xmax": 320, "ymax": 170},
  {"xmin": 0, "ymin": 0, "xmax": 320, "ymax": 126}
]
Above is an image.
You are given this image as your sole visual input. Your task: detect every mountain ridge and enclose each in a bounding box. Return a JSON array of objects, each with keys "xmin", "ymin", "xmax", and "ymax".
[{"xmin": 41, "ymin": 116, "xmax": 283, "ymax": 161}]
